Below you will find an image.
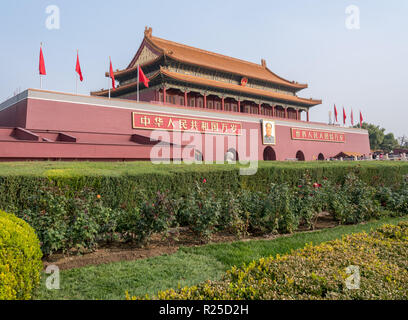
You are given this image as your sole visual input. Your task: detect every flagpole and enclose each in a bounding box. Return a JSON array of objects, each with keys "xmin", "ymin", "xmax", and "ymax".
[
  {"xmin": 108, "ymin": 57, "xmax": 111, "ymax": 99},
  {"xmin": 40, "ymin": 43, "xmax": 42, "ymax": 90},
  {"xmin": 137, "ymin": 64, "xmax": 140, "ymax": 102},
  {"xmin": 75, "ymin": 50, "xmax": 78, "ymax": 95}
]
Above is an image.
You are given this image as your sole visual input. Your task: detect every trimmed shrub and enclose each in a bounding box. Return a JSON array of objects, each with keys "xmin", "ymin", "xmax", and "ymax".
[
  {"xmin": 132, "ymin": 221, "xmax": 408, "ymax": 300},
  {"xmin": 1, "ymin": 163, "xmax": 407, "ymax": 256},
  {"xmin": 0, "ymin": 210, "xmax": 42, "ymax": 300},
  {"xmin": 1, "ymin": 162, "xmax": 408, "ymax": 218}
]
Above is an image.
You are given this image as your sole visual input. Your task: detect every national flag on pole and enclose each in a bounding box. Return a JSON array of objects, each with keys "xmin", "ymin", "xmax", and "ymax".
[
  {"xmin": 343, "ymin": 107, "xmax": 347, "ymax": 125},
  {"xmin": 351, "ymin": 109, "xmax": 354, "ymax": 126},
  {"xmin": 76, "ymin": 51, "xmax": 83, "ymax": 82},
  {"xmin": 334, "ymin": 104, "xmax": 338, "ymax": 122},
  {"xmin": 39, "ymin": 46, "xmax": 46, "ymax": 75},
  {"xmin": 138, "ymin": 65, "xmax": 150, "ymax": 88},
  {"xmin": 109, "ymin": 58, "xmax": 115, "ymax": 90},
  {"xmin": 360, "ymin": 111, "xmax": 363, "ymax": 127}
]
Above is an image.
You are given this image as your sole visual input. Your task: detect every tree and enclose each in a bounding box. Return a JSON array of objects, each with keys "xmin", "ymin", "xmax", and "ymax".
[
  {"xmin": 354, "ymin": 122, "xmax": 399, "ymax": 152},
  {"xmin": 354, "ymin": 122, "xmax": 385, "ymax": 151},
  {"xmin": 398, "ymin": 135, "xmax": 408, "ymax": 148},
  {"xmin": 381, "ymin": 133, "xmax": 399, "ymax": 153}
]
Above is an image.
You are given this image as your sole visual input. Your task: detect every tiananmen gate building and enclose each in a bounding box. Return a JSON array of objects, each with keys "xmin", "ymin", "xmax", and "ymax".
[{"xmin": 0, "ymin": 27, "xmax": 370, "ymax": 162}]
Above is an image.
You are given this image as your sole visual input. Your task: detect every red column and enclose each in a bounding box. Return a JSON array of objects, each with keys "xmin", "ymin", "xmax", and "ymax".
[
  {"xmin": 272, "ymin": 105, "xmax": 275, "ymax": 117},
  {"xmin": 184, "ymin": 91, "xmax": 188, "ymax": 107},
  {"xmin": 163, "ymin": 87, "xmax": 167, "ymax": 103},
  {"xmin": 296, "ymin": 109, "xmax": 299, "ymax": 120},
  {"xmin": 238, "ymin": 100, "xmax": 241, "ymax": 112},
  {"xmin": 258, "ymin": 103, "xmax": 261, "ymax": 115},
  {"xmin": 307, "ymin": 110, "xmax": 310, "ymax": 122},
  {"xmin": 204, "ymin": 94, "xmax": 207, "ymax": 109},
  {"xmin": 284, "ymin": 107, "xmax": 288, "ymax": 119},
  {"xmin": 221, "ymin": 97, "xmax": 225, "ymax": 111}
]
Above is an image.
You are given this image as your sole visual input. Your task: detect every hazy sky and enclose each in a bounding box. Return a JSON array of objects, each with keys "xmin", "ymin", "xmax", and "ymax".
[{"xmin": 0, "ymin": 0, "xmax": 406, "ymax": 137}]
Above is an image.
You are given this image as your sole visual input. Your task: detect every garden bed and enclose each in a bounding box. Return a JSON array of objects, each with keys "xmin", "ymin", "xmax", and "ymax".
[
  {"xmin": 36, "ymin": 216, "xmax": 408, "ymax": 300},
  {"xmin": 43, "ymin": 212, "xmax": 338, "ymax": 270}
]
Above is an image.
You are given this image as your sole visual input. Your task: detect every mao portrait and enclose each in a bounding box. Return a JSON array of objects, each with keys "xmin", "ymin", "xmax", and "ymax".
[{"xmin": 262, "ymin": 120, "xmax": 276, "ymax": 145}]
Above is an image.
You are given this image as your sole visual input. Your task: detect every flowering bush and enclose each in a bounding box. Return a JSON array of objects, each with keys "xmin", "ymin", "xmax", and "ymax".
[
  {"xmin": 132, "ymin": 221, "xmax": 408, "ymax": 300},
  {"xmin": 179, "ymin": 183, "xmax": 221, "ymax": 242},
  {"xmin": 237, "ymin": 190, "xmax": 266, "ymax": 234},
  {"xmin": 19, "ymin": 188, "xmax": 119, "ymax": 255},
  {"xmin": 329, "ymin": 173, "xmax": 383, "ymax": 224},
  {"xmin": 293, "ymin": 174, "xmax": 329, "ymax": 229},
  {"xmin": 7, "ymin": 173, "xmax": 408, "ymax": 256},
  {"xmin": 118, "ymin": 190, "xmax": 178, "ymax": 244},
  {"xmin": 218, "ymin": 191, "xmax": 249, "ymax": 238},
  {"xmin": 266, "ymin": 183, "xmax": 298, "ymax": 233},
  {"xmin": 377, "ymin": 176, "xmax": 408, "ymax": 215}
]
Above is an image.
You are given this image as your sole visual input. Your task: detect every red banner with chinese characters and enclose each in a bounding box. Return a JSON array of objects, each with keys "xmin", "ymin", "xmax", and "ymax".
[
  {"xmin": 291, "ymin": 128, "xmax": 345, "ymax": 143},
  {"xmin": 132, "ymin": 112, "xmax": 242, "ymax": 135}
]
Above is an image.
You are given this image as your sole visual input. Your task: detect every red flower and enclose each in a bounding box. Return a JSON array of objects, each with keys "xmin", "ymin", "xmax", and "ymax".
[
  {"xmin": 203, "ymin": 179, "xmax": 207, "ymax": 183},
  {"xmin": 313, "ymin": 183, "xmax": 322, "ymax": 188},
  {"xmin": 298, "ymin": 185, "xmax": 303, "ymax": 188}
]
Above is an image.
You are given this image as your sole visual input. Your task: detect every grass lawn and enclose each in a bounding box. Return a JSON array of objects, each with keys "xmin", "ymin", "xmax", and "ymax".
[
  {"xmin": 35, "ymin": 215, "xmax": 408, "ymax": 300},
  {"xmin": 0, "ymin": 160, "xmax": 407, "ymax": 177}
]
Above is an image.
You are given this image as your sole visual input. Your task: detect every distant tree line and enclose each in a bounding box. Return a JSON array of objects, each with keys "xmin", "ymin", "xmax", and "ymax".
[{"xmin": 354, "ymin": 123, "xmax": 407, "ymax": 153}]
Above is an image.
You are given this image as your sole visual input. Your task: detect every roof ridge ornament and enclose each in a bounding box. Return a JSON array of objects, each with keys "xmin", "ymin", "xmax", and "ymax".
[
  {"xmin": 261, "ymin": 59, "xmax": 267, "ymax": 68},
  {"xmin": 144, "ymin": 26, "xmax": 153, "ymax": 38}
]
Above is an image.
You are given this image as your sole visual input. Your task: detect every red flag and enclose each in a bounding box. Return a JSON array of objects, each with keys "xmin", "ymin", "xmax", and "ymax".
[
  {"xmin": 343, "ymin": 107, "xmax": 347, "ymax": 125},
  {"xmin": 39, "ymin": 46, "xmax": 46, "ymax": 75},
  {"xmin": 109, "ymin": 58, "xmax": 115, "ymax": 90},
  {"xmin": 334, "ymin": 104, "xmax": 338, "ymax": 122},
  {"xmin": 351, "ymin": 109, "xmax": 354, "ymax": 126},
  {"xmin": 75, "ymin": 52, "xmax": 83, "ymax": 82},
  {"xmin": 360, "ymin": 111, "xmax": 363, "ymax": 127},
  {"xmin": 138, "ymin": 66, "xmax": 150, "ymax": 88}
]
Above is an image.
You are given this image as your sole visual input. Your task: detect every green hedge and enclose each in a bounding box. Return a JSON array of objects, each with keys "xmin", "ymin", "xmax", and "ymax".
[
  {"xmin": 0, "ymin": 161, "xmax": 407, "ymax": 255},
  {"xmin": 1, "ymin": 161, "xmax": 408, "ymax": 210},
  {"xmin": 0, "ymin": 210, "xmax": 43, "ymax": 300},
  {"xmin": 131, "ymin": 221, "xmax": 408, "ymax": 300}
]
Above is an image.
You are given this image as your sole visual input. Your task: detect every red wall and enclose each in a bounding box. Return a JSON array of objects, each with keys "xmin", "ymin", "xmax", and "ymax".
[
  {"xmin": 0, "ymin": 94, "xmax": 370, "ymax": 162},
  {"xmin": 0, "ymin": 99, "xmax": 28, "ymax": 127}
]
